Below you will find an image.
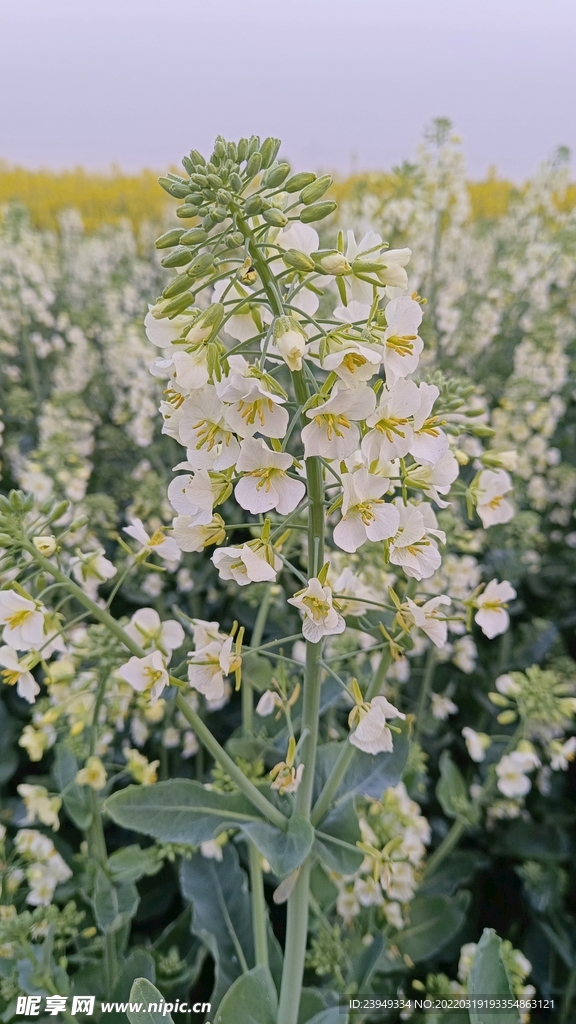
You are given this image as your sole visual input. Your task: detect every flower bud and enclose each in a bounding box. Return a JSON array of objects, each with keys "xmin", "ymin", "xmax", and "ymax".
[
  {"xmin": 176, "ymin": 203, "xmax": 201, "ymax": 219},
  {"xmin": 9, "ymin": 490, "xmax": 24, "ymax": 510},
  {"xmin": 229, "ymin": 172, "xmax": 243, "ymax": 193},
  {"xmin": 285, "ymin": 171, "xmax": 316, "ymax": 194},
  {"xmin": 480, "ymin": 450, "xmax": 518, "ymax": 471},
  {"xmin": 182, "ymin": 156, "xmax": 194, "ymax": 175},
  {"xmin": 262, "ymin": 162, "xmax": 290, "ymax": 188},
  {"xmin": 161, "ymin": 292, "xmax": 194, "ymax": 317},
  {"xmin": 259, "ymin": 137, "xmax": 281, "ymax": 168},
  {"xmin": 300, "ymin": 201, "xmax": 337, "ymax": 223},
  {"xmin": 282, "ymin": 249, "xmax": 316, "ymax": 273},
  {"xmin": 313, "ymin": 250, "xmax": 351, "ymax": 275},
  {"xmin": 187, "ymin": 253, "xmax": 216, "ymax": 278},
  {"xmin": 158, "ymin": 177, "xmax": 189, "ymax": 199},
  {"xmin": 186, "ymin": 303, "xmax": 224, "ymax": 345},
  {"xmin": 179, "ymin": 227, "xmax": 209, "ymax": 245},
  {"xmin": 161, "ymin": 247, "xmax": 193, "ymax": 268},
  {"xmin": 163, "ymin": 272, "xmax": 195, "ymax": 300},
  {"xmin": 470, "ymin": 425, "xmax": 496, "ymax": 438},
  {"xmin": 155, "ymin": 229, "xmax": 185, "ymax": 250},
  {"xmin": 262, "ymin": 208, "xmax": 288, "ymax": 227},
  {"xmin": 69, "ymin": 515, "xmax": 89, "ymax": 531},
  {"xmin": 48, "ymin": 501, "xmax": 70, "ymax": 522},
  {"xmin": 33, "ymin": 536, "xmax": 57, "ymax": 557},
  {"xmin": 300, "ymin": 175, "xmax": 333, "ymax": 204},
  {"xmin": 245, "ymin": 152, "xmax": 263, "ymax": 179},
  {"xmin": 497, "ymin": 710, "xmax": 518, "ymax": 724},
  {"xmin": 244, "ymin": 195, "xmax": 264, "ymax": 217},
  {"xmin": 225, "ymin": 231, "xmax": 244, "ymax": 249},
  {"xmin": 273, "ymin": 316, "xmax": 307, "ymax": 371}
]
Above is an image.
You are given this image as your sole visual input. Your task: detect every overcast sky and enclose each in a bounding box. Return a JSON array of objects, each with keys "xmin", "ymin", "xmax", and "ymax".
[{"xmin": 1, "ymin": 0, "xmax": 575, "ymax": 180}]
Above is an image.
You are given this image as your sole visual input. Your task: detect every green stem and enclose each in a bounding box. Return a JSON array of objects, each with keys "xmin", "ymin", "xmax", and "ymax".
[
  {"xmin": 20, "ymin": 543, "xmax": 287, "ymax": 830},
  {"xmin": 311, "ymin": 649, "xmax": 391, "ymax": 828},
  {"xmin": 243, "ymin": 584, "xmax": 273, "ymax": 734},
  {"xmin": 86, "ymin": 791, "xmax": 118, "ymax": 990},
  {"xmin": 248, "ymin": 840, "xmax": 269, "ymax": 969},
  {"xmin": 414, "ymin": 647, "xmax": 438, "ymax": 743},
  {"xmin": 561, "ymin": 961, "xmax": 576, "ymax": 1023}
]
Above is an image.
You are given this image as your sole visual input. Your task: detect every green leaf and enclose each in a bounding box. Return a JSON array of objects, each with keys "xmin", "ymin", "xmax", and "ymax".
[
  {"xmin": 495, "ymin": 821, "xmax": 571, "ymax": 861},
  {"xmin": 52, "ymin": 744, "xmax": 78, "ymax": 790},
  {"xmin": 307, "ymin": 1011, "xmax": 348, "ymax": 1024},
  {"xmin": 93, "ymin": 868, "xmax": 139, "ymax": 933},
  {"xmin": 127, "ymin": 978, "xmax": 173, "ymax": 1024},
  {"xmin": 242, "ymin": 653, "xmax": 274, "ymax": 693},
  {"xmin": 468, "ymin": 929, "xmax": 520, "ymax": 1024},
  {"xmin": 105, "ymin": 779, "xmax": 262, "ymax": 844},
  {"xmin": 315, "ymin": 719, "xmax": 410, "ymax": 803},
  {"xmin": 108, "ymin": 845, "xmax": 163, "ymax": 885},
  {"xmin": 180, "ymin": 845, "xmax": 255, "ymax": 1006},
  {"xmin": 62, "ymin": 784, "xmax": 93, "ymax": 830},
  {"xmin": 104, "ymin": 952, "xmax": 156, "ymax": 1024},
  {"xmin": 214, "ymin": 965, "xmax": 278, "ymax": 1024},
  {"xmin": 314, "ymin": 797, "xmax": 363, "ymax": 875},
  {"xmin": 241, "ymin": 814, "xmax": 314, "ymax": 878},
  {"xmin": 419, "ymin": 851, "xmax": 490, "ymax": 897},
  {"xmin": 436, "ymin": 751, "xmax": 478, "ymax": 825},
  {"xmin": 397, "ymin": 892, "xmax": 470, "ymax": 962}
]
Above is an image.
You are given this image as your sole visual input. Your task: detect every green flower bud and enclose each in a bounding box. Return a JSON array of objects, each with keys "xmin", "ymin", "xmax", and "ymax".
[
  {"xmin": 262, "ymin": 208, "xmax": 288, "ymax": 227},
  {"xmin": 285, "ymin": 171, "xmax": 316, "ymax": 193},
  {"xmin": 237, "ymin": 138, "xmax": 248, "ymax": 162},
  {"xmin": 69, "ymin": 515, "xmax": 89, "ymax": 531},
  {"xmin": 207, "ymin": 173, "xmax": 223, "ymax": 190},
  {"xmin": 155, "ymin": 229, "xmax": 185, "ymax": 250},
  {"xmin": 186, "ymin": 303, "xmax": 224, "ymax": 344},
  {"xmin": 176, "ymin": 203, "xmax": 201, "ymax": 219},
  {"xmin": 488, "ymin": 692, "xmax": 510, "ymax": 707},
  {"xmin": 245, "ymin": 152, "xmax": 263, "ymax": 179},
  {"xmin": 161, "ymin": 292, "xmax": 194, "ymax": 317},
  {"xmin": 187, "ymin": 252, "xmax": 216, "ymax": 278},
  {"xmin": 190, "ymin": 149, "xmax": 206, "ymax": 167},
  {"xmin": 247, "ymin": 135, "xmax": 260, "ymax": 158},
  {"xmin": 470, "ymin": 425, "xmax": 496, "ymax": 438},
  {"xmin": 213, "ymin": 138, "xmax": 227, "ymax": 161},
  {"xmin": 282, "ymin": 249, "xmax": 316, "ymax": 272},
  {"xmin": 300, "ymin": 200, "xmax": 337, "ymax": 223},
  {"xmin": 161, "ymin": 246, "xmax": 193, "ymax": 268},
  {"xmin": 9, "ymin": 490, "xmax": 24, "ymax": 511},
  {"xmin": 226, "ymin": 141, "xmax": 238, "ymax": 161},
  {"xmin": 48, "ymin": 500, "xmax": 70, "ymax": 522},
  {"xmin": 244, "ymin": 195, "xmax": 265, "ymax": 217},
  {"xmin": 312, "ymin": 249, "xmax": 351, "ymax": 275},
  {"xmin": 163, "ymin": 272, "xmax": 195, "ymax": 299},
  {"xmin": 262, "ymin": 162, "xmax": 290, "ymax": 188},
  {"xmin": 179, "ymin": 227, "xmax": 209, "ymax": 245},
  {"xmin": 158, "ymin": 176, "xmax": 189, "ymax": 198},
  {"xmin": 0, "ymin": 534, "xmax": 13, "ymax": 547},
  {"xmin": 497, "ymin": 710, "xmax": 518, "ymax": 725},
  {"xmin": 260, "ymin": 137, "xmax": 281, "ymax": 168},
  {"xmin": 225, "ymin": 231, "xmax": 244, "ymax": 249},
  {"xmin": 229, "ymin": 172, "xmax": 243, "ymax": 193},
  {"xmin": 191, "ymin": 173, "xmax": 209, "ymax": 187},
  {"xmin": 181, "ymin": 156, "xmax": 194, "ymax": 176},
  {"xmin": 300, "ymin": 174, "xmax": 333, "ymax": 204}
]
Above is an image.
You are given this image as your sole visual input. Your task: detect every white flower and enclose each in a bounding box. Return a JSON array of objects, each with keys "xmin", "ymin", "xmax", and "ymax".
[
  {"xmin": 17, "ymin": 785, "xmax": 61, "ymax": 830},
  {"xmin": 172, "ymin": 514, "xmax": 226, "ymax": 553},
  {"xmin": 349, "ymin": 696, "xmax": 405, "ymax": 754},
  {"xmin": 288, "ymin": 577, "xmax": 345, "ymax": 644},
  {"xmin": 333, "ymin": 469, "xmax": 400, "ymax": 553},
  {"xmin": 144, "ymin": 308, "xmax": 190, "ymax": 348},
  {"xmin": 272, "ymin": 316, "xmax": 307, "ymax": 371},
  {"xmin": 336, "ymin": 888, "xmax": 360, "ymax": 925},
  {"xmin": 235, "ymin": 437, "xmax": 305, "ymax": 515},
  {"xmin": 354, "ymin": 875, "xmax": 383, "ymax": 907},
  {"xmin": 200, "ymin": 839, "xmax": 224, "ymax": 861},
  {"xmin": 217, "ymin": 373, "xmax": 289, "ymax": 439},
  {"xmin": 276, "ymin": 222, "xmax": 319, "ymax": 256},
  {"xmin": 0, "ymin": 647, "xmax": 40, "ymax": 703},
  {"xmin": 124, "ymin": 608, "xmax": 184, "ymax": 657},
  {"xmin": 188, "ymin": 635, "xmax": 239, "ymax": 702},
  {"xmin": 212, "ymin": 543, "xmax": 278, "ymax": 586},
  {"xmin": 0, "ymin": 592, "xmax": 45, "ymax": 650},
  {"xmin": 381, "ymin": 860, "xmax": 416, "ymax": 903},
  {"xmin": 345, "ymin": 230, "xmax": 411, "ymax": 303},
  {"xmin": 495, "ymin": 673, "xmax": 522, "ymax": 696},
  {"xmin": 475, "ymin": 579, "xmax": 516, "ymax": 639},
  {"xmin": 406, "ymin": 451, "xmax": 459, "ymax": 508},
  {"xmin": 362, "ymin": 378, "xmax": 420, "ymax": 463},
  {"xmin": 169, "ymin": 346, "xmax": 210, "ymax": 392},
  {"xmin": 496, "ymin": 751, "xmax": 535, "ymax": 798},
  {"xmin": 256, "ymin": 690, "xmax": 283, "ymax": 716},
  {"xmin": 213, "ymin": 279, "xmax": 272, "ymax": 342},
  {"xmin": 123, "ymin": 518, "xmax": 181, "ymax": 563},
  {"xmin": 409, "ymin": 383, "xmax": 448, "ymax": 465},
  {"xmin": 167, "ymin": 470, "xmax": 219, "ymax": 524},
  {"xmin": 389, "ymin": 501, "xmax": 444, "ymax": 580},
  {"xmin": 381, "ymin": 296, "xmax": 424, "ymax": 383},
  {"xmin": 117, "ymin": 651, "xmax": 169, "ymax": 703},
  {"xmin": 383, "ymin": 901, "xmax": 404, "ymax": 929},
  {"xmin": 406, "ymin": 596, "xmax": 451, "ymax": 648},
  {"xmin": 475, "ymin": 469, "xmax": 514, "ymax": 527},
  {"xmin": 431, "ymin": 693, "xmax": 458, "ymax": 720},
  {"xmin": 452, "ymin": 635, "xmax": 477, "ymax": 673},
  {"xmin": 302, "ymin": 384, "xmax": 376, "ymax": 461},
  {"xmin": 322, "ymin": 327, "xmax": 382, "ymax": 387},
  {"xmin": 75, "ymin": 756, "xmax": 107, "ymax": 791},
  {"xmin": 462, "ymin": 727, "xmax": 491, "ymax": 762},
  {"xmin": 177, "ymin": 386, "xmax": 240, "ymax": 470},
  {"xmin": 549, "ymin": 736, "xmax": 576, "ymax": 771}
]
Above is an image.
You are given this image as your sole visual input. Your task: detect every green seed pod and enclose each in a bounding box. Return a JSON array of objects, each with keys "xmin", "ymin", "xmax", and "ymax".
[
  {"xmin": 162, "ymin": 292, "xmax": 194, "ymax": 317},
  {"xmin": 245, "ymin": 152, "xmax": 262, "ymax": 179},
  {"xmin": 244, "ymin": 195, "xmax": 264, "ymax": 217},
  {"xmin": 48, "ymin": 500, "xmax": 70, "ymax": 522},
  {"xmin": 161, "ymin": 246, "xmax": 193, "ymax": 268},
  {"xmin": 282, "ymin": 249, "xmax": 316, "ymax": 272},
  {"xmin": 179, "ymin": 227, "xmax": 209, "ymax": 245},
  {"xmin": 155, "ymin": 229, "xmax": 185, "ymax": 249},
  {"xmin": 262, "ymin": 208, "xmax": 288, "ymax": 227},
  {"xmin": 176, "ymin": 204, "xmax": 200, "ymax": 219},
  {"xmin": 263, "ymin": 162, "xmax": 291, "ymax": 188},
  {"xmin": 300, "ymin": 174, "xmax": 333, "ymax": 204},
  {"xmin": 260, "ymin": 137, "xmax": 281, "ymax": 168},
  {"xmin": 300, "ymin": 200, "xmax": 337, "ymax": 223},
  {"xmin": 182, "ymin": 155, "xmax": 194, "ymax": 176},
  {"xmin": 163, "ymin": 272, "xmax": 195, "ymax": 299},
  {"xmin": 285, "ymin": 171, "xmax": 316, "ymax": 193}
]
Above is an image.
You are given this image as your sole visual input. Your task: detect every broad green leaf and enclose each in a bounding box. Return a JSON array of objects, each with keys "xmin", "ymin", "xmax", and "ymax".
[
  {"xmin": 108, "ymin": 845, "xmax": 163, "ymax": 885},
  {"xmin": 62, "ymin": 784, "xmax": 93, "ymax": 830},
  {"xmin": 241, "ymin": 814, "xmax": 314, "ymax": 877},
  {"xmin": 241, "ymin": 652, "xmax": 274, "ymax": 692},
  {"xmin": 297, "ymin": 989, "xmax": 327, "ymax": 1024},
  {"xmin": 180, "ymin": 845, "xmax": 255, "ymax": 1006},
  {"xmin": 419, "ymin": 851, "xmax": 490, "ymax": 897},
  {"xmin": 214, "ymin": 965, "xmax": 277, "ymax": 1024},
  {"xmin": 348, "ymin": 932, "xmax": 384, "ymax": 991},
  {"xmin": 397, "ymin": 892, "xmax": 469, "ymax": 962},
  {"xmin": 104, "ymin": 952, "xmax": 156, "ymax": 1024},
  {"xmin": 93, "ymin": 868, "xmax": 139, "ymax": 933},
  {"xmin": 105, "ymin": 779, "xmax": 262, "ymax": 844},
  {"xmin": 468, "ymin": 929, "xmax": 520, "ymax": 1024},
  {"xmin": 52, "ymin": 744, "xmax": 78, "ymax": 790},
  {"xmin": 436, "ymin": 751, "xmax": 478, "ymax": 825},
  {"xmin": 314, "ymin": 797, "xmax": 363, "ymax": 875},
  {"xmin": 128, "ymin": 978, "xmax": 173, "ymax": 1024},
  {"xmin": 315, "ymin": 719, "xmax": 410, "ymax": 803}
]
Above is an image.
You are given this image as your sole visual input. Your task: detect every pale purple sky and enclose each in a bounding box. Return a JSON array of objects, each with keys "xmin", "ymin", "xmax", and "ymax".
[{"xmin": 1, "ymin": 0, "xmax": 575, "ymax": 180}]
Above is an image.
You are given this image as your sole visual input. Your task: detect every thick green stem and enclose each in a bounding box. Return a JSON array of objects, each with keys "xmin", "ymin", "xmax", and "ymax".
[
  {"xmin": 87, "ymin": 791, "xmax": 118, "ymax": 990},
  {"xmin": 414, "ymin": 646, "xmax": 438, "ymax": 743},
  {"xmin": 311, "ymin": 649, "xmax": 391, "ymax": 827},
  {"xmin": 248, "ymin": 840, "xmax": 269, "ymax": 969}
]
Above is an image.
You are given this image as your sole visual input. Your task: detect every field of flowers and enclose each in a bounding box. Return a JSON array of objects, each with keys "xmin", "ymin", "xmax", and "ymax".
[{"xmin": 0, "ymin": 123, "xmax": 575, "ymax": 1023}]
